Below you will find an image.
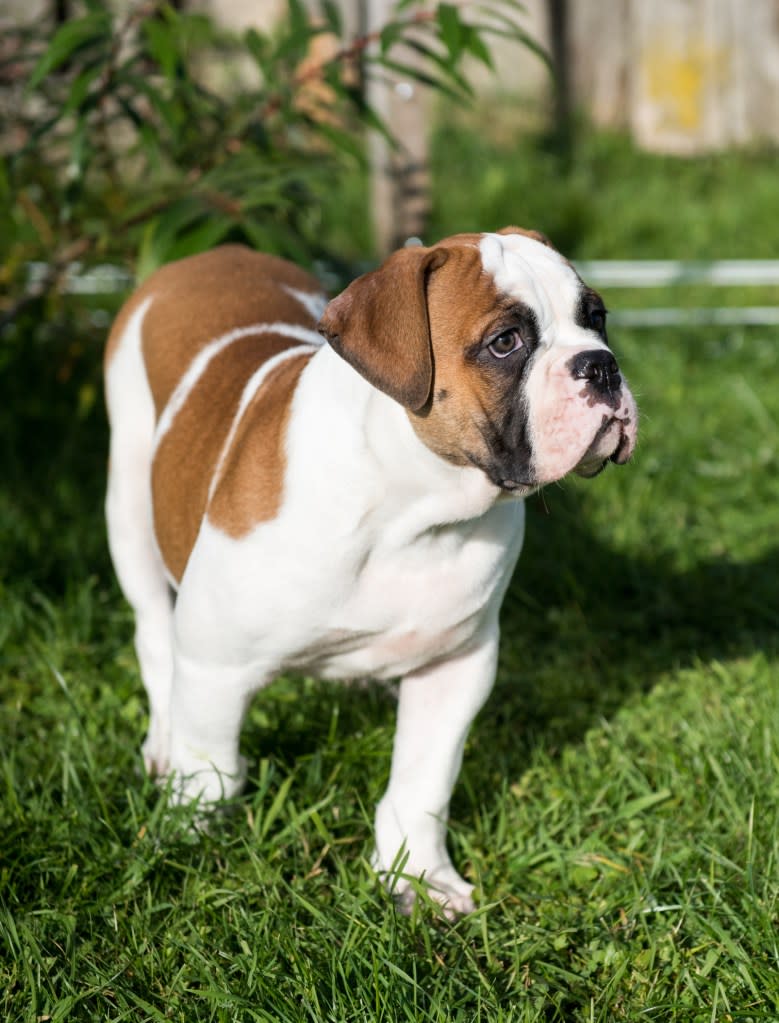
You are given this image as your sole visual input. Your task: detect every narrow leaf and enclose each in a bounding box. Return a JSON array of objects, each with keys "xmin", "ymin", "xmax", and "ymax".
[
  {"xmin": 617, "ymin": 789, "xmax": 673, "ymax": 820},
  {"xmin": 62, "ymin": 61, "xmax": 104, "ymax": 116},
  {"xmin": 27, "ymin": 11, "xmax": 111, "ymax": 90},
  {"xmin": 463, "ymin": 25, "xmax": 494, "ymax": 70},
  {"xmin": 245, "ymin": 27, "xmax": 269, "ymax": 69},
  {"xmin": 437, "ymin": 3, "xmax": 464, "ymax": 61},
  {"xmin": 380, "ymin": 21, "xmax": 405, "ymax": 57},
  {"xmin": 320, "ymin": 0, "xmax": 343, "ymax": 37},
  {"xmin": 143, "ymin": 19, "xmax": 179, "ymax": 81}
]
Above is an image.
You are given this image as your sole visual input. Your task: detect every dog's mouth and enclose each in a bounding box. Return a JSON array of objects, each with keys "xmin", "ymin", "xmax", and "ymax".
[{"xmin": 573, "ymin": 415, "xmax": 634, "ymax": 479}]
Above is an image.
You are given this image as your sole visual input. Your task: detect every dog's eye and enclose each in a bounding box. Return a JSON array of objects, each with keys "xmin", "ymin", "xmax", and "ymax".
[
  {"xmin": 488, "ymin": 329, "xmax": 524, "ymax": 359},
  {"xmin": 589, "ymin": 308, "xmax": 607, "ymax": 333}
]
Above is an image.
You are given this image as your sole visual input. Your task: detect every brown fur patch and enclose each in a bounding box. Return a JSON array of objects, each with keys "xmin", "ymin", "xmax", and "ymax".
[
  {"xmin": 407, "ymin": 242, "xmax": 516, "ymax": 468},
  {"xmin": 207, "ymin": 351, "xmax": 313, "ymax": 541},
  {"xmin": 151, "ymin": 334, "xmax": 308, "ymax": 582},
  {"xmin": 142, "ymin": 247, "xmax": 321, "ymax": 418},
  {"xmin": 106, "ymin": 245, "xmax": 322, "ymax": 412},
  {"xmin": 496, "ymin": 225, "xmax": 556, "ymax": 249}
]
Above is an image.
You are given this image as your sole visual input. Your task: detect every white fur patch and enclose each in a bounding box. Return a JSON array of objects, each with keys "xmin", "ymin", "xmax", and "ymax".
[{"xmin": 282, "ymin": 285, "xmax": 329, "ymax": 324}]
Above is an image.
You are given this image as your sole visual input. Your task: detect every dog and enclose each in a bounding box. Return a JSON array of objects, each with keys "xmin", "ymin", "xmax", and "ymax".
[{"xmin": 104, "ymin": 227, "xmax": 637, "ymax": 915}]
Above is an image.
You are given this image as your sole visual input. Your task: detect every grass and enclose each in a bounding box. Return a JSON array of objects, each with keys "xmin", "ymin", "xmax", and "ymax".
[{"xmin": 2, "ymin": 122, "xmax": 779, "ymax": 1020}]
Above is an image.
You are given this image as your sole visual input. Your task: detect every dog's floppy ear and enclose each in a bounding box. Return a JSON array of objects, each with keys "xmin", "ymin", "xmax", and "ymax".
[
  {"xmin": 497, "ymin": 225, "xmax": 555, "ymax": 249},
  {"xmin": 318, "ymin": 246, "xmax": 448, "ymax": 411}
]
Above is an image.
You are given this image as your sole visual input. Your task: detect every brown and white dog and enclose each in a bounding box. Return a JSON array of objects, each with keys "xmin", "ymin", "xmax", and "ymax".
[{"xmin": 104, "ymin": 227, "xmax": 637, "ymax": 914}]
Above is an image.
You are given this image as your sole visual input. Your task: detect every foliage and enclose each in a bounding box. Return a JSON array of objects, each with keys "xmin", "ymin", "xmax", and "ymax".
[{"xmin": 0, "ymin": 0, "xmax": 538, "ymax": 328}]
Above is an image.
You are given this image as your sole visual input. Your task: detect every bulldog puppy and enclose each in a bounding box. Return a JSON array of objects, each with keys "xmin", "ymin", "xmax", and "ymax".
[{"xmin": 104, "ymin": 228, "xmax": 637, "ymax": 915}]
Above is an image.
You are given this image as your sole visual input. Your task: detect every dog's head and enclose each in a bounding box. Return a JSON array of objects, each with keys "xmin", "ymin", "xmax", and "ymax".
[{"xmin": 319, "ymin": 227, "xmax": 637, "ymax": 492}]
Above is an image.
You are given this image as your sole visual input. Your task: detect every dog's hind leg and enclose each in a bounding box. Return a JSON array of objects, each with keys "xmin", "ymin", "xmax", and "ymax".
[
  {"xmin": 164, "ymin": 649, "xmax": 257, "ymax": 805},
  {"xmin": 105, "ymin": 298, "xmax": 174, "ymax": 777}
]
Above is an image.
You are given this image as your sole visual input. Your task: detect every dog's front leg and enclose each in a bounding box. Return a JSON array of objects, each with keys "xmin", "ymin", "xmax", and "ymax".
[{"xmin": 374, "ymin": 624, "xmax": 499, "ymax": 916}]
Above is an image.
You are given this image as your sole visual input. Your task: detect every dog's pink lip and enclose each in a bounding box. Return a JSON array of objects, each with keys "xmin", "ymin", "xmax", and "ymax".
[
  {"xmin": 573, "ymin": 415, "xmax": 633, "ymax": 478},
  {"xmin": 608, "ymin": 428, "xmax": 634, "ymax": 466},
  {"xmin": 574, "ymin": 459, "xmax": 607, "ymax": 479}
]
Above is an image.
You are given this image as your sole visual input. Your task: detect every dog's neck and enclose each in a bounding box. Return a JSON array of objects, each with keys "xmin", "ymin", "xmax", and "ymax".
[{"xmin": 293, "ymin": 343, "xmax": 506, "ymax": 538}]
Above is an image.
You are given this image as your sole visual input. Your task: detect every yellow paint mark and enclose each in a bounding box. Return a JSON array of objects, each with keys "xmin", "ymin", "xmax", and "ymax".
[{"xmin": 643, "ymin": 40, "xmax": 731, "ymax": 134}]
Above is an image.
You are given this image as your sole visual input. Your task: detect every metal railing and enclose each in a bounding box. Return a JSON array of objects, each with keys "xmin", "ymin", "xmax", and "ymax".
[
  {"xmin": 575, "ymin": 259, "xmax": 779, "ymax": 327},
  {"xmin": 25, "ymin": 259, "xmax": 779, "ymax": 328}
]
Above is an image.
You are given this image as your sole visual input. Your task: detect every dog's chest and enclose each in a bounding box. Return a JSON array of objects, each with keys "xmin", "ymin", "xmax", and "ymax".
[{"xmin": 289, "ymin": 502, "xmax": 525, "ymax": 680}]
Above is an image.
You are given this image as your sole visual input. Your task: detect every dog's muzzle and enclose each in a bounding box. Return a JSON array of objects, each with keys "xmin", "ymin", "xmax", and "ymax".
[{"xmin": 569, "ymin": 349, "xmax": 637, "ymax": 478}]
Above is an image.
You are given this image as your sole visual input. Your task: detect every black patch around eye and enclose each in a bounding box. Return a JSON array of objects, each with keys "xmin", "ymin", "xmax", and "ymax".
[
  {"xmin": 589, "ymin": 308, "xmax": 607, "ymax": 332},
  {"xmin": 577, "ymin": 287, "xmax": 608, "ymax": 339},
  {"xmin": 470, "ymin": 304, "xmax": 540, "ymax": 364}
]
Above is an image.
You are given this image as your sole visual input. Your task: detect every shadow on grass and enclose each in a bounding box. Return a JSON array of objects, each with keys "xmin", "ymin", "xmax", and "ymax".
[{"xmin": 477, "ymin": 490, "xmax": 779, "ymax": 777}]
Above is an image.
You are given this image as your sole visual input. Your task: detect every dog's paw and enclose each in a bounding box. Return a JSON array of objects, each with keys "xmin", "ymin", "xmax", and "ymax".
[
  {"xmin": 162, "ymin": 754, "xmax": 248, "ymax": 807},
  {"xmin": 382, "ymin": 863, "xmax": 477, "ymax": 919},
  {"xmin": 142, "ymin": 739, "xmax": 168, "ymax": 780},
  {"xmin": 142, "ymin": 718, "xmax": 170, "ymax": 779}
]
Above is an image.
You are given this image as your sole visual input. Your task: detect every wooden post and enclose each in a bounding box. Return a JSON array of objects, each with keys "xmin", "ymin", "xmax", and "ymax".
[
  {"xmin": 364, "ymin": 0, "xmax": 430, "ymax": 254},
  {"xmin": 547, "ymin": 0, "xmax": 571, "ymax": 152}
]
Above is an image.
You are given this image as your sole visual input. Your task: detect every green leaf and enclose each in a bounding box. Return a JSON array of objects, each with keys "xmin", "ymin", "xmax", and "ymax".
[
  {"xmin": 137, "ymin": 122, "xmax": 163, "ymax": 174},
  {"xmin": 287, "ymin": 0, "xmax": 310, "ymax": 42},
  {"xmin": 312, "ymin": 122, "xmax": 368, "ymax": 166},
  {"xmin": 142, "ymin": 19, "xmax": 179, "ymax": 82},
  {"xmin": 135, "ymin": 197, "xmax": 201, "ymax": 280},
  {"xmin": 471, "ymin": 8, "xmax": 552, "ymax": 69},
  {"xmin": 123, "ymin": 72, "xmax": 182, "ymax": 138},
  {"xmin": 376, "ymin": 56, "xmax": 470, "ymax": 102},
  {"xmin": 27, "ymin": 11, "xmax": 112, "ymax": 91},
  {"xmin": 463, "ymin": 25, "xmax": 494, "ymax": 70},
  {"xmin": 437, "ymin": 3, "xmax": 464, "ymax": 61},
  {"xmin": 164, "ymin": 215, "xmax": 235, "ymax": 264},
  {"xmin": 403, "ymin": 38, "xmax": 474, "ymax": 96},
  {"xmin": 617, "ymin": 789, "xmax": 673, "ymax": 820},
  {"xmin": 319, "ymin": 0, "xmax": 343, "ymax": 37},
  {"xmin": 116, "ymin": 95, "xmax": 144, "ymax": 131},
  {"xmin": 245, "ymin": 27, "xmax": 269, "ymax": 70},
  {"xmin": 259, "ymin": 772, "xmax": 295, "ymax": 840},
  {"xmin": 68, "ymin": 119, "xmax": 91, "ymax": 180},
  {"xmin": 62, "ymin": 61, "xmax": 104, "ymax": 116},
  {"xmin": 380, "ymin": 21, "xmax": 405, "ymax": 57}
]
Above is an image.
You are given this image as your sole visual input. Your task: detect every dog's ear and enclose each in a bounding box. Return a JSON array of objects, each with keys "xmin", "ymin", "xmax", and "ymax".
[
  {"xmin": 318, "ymin": 246, "xmax": 448, "ymax": 411},
  {"xmin": 497, "ymin": 226, "xmax": 555, "ymax": 250}
]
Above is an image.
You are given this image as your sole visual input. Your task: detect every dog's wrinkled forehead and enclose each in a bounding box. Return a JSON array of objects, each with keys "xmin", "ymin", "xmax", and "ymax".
[{"xmin": 478, "ymin": 232, "xmax": 582, "ymax": 336}]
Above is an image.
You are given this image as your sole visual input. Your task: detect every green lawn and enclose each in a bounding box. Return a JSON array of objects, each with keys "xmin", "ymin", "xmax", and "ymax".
[{"xmin": 2, "ymin": 124, "xmax": 779, "ymax": 1020}]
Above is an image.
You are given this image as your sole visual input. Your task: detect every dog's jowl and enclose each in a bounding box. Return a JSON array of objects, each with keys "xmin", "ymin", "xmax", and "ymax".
[{"xmin": 104, "ymin": 227, "xmax": 637, "ymax": 915}]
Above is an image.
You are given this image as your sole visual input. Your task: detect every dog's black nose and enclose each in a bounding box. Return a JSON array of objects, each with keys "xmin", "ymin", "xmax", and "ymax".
[{"xmin": 569, "ymin": 349, "xmax": 621, "ymax": 397}]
